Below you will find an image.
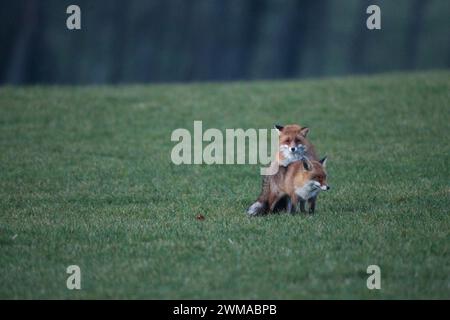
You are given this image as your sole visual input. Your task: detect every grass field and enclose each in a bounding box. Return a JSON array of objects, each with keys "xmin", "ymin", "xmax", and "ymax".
[{"xmin": 0, "ymin": 71, "xmax": 449, "ymax": 299}]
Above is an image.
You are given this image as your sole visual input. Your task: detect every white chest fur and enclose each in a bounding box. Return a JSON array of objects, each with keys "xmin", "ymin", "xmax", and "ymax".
[{"xmin": 279, "ymin": 144, "xmax": 306, "ymax": 167}]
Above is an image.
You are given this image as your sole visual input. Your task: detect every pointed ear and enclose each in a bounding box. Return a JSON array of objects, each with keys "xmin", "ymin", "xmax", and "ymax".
[
  {"xmin": 319, "ymin": 156, "xmax": 328, "ymax": 167},
  {"xmin": 300, "ymin": 127, "xmax": 310, "ymax": 137},
  {"xmin": 274, "ymin": 124, "xmax": 284, "ymax": 134},
  {"xmin": 302, "ymin": 159, "xmax": 313, "ymax": 171}
]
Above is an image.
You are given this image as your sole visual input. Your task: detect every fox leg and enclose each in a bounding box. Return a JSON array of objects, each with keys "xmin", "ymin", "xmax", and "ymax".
[
  {"xmin": 268, "ymin": 193, "xmax": 283, "ymax": 212},
  {"xmin": 287, "ymin": 194, "xmax": 299, "ymax": 214},
  {"xmin": 286, "ymin": 197, "xmax": 293, "ymax": 213},
  {"xmin": 308, "ymin": 197, "xmax": 316, "ymax": 214},
  {"xmin": 299, "ymin": 199, "xmax": 307, "ymax": 213}
]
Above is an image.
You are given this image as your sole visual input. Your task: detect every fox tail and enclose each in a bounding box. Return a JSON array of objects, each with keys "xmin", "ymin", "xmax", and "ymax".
[{"xmin": 246, "ymin": 175, "xmax": 271, "ymax": 216}]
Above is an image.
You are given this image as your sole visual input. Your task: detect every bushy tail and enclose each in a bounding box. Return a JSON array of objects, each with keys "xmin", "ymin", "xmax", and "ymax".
[
  {"xmin": 247, "ymin": 200, "xmax": 267, "ymax": 215},
  {"xmin": 246, "ymin": 176, "xmax": 271, "ymax": 216}
]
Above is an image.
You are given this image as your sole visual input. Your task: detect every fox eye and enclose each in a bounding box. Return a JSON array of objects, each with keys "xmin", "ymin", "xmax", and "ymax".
[{"xmin": 285, "ymin": 139, "xmax": 291, "ymax": 144}]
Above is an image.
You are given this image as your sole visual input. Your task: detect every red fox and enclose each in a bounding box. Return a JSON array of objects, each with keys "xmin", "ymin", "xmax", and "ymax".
[
  {"xmin": 275, "ymin": 124, "xmax": 317, "ymax": 165},
  {"xmin": 247, "ymin": 124, "xmax": 318, "ymax": 215},
  {"xmin": 272, "ymin": 157, "xmax": 330, "ymax": 214}
]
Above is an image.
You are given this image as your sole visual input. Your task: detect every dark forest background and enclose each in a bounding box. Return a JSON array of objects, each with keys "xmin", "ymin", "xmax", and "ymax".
[{"xmin": 0, "ymin": 0, "xmax": 449, "ymax": 84}]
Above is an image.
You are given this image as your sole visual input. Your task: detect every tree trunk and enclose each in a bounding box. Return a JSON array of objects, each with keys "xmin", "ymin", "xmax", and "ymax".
[
  {"xmin": 349, "ymin": 0, "xmax": 371, "ymax": 74},
  {"xmin": 5, "ymin": 0, "xmax": 39, "ymax": 84},
  {"xmin": 405, "ymin": 0, "xmax": 429, "ymax": 69}
]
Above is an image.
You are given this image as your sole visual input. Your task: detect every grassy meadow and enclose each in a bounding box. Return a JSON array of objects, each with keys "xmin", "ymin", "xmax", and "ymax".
[{"xmin": 0, "ymin": 71, "xmax": 449, "ymax": 299}]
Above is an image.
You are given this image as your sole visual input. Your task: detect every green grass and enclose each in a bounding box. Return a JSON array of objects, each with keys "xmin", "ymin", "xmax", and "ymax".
[{"xmin": 0, "ymin": 71, "xmax": 449, "ymax": 299}]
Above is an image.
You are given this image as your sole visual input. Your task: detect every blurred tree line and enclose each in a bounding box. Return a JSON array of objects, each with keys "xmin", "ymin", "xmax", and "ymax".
[{"xmin": 0, "ymin": 0, "xmax": 449, "ymax": 84}]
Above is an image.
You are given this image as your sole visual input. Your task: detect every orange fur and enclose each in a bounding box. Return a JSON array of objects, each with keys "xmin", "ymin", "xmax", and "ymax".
[
  {"xmin": 276, "ymin": 124, "xmax": 317, "ymax": 164},
  {"xmin": 267, "ymin": 158, "xmax": 329, "ymax": 214},
  {"xmin": 247, "ymin": 124, "xmax": 324, "ymax": 216}
]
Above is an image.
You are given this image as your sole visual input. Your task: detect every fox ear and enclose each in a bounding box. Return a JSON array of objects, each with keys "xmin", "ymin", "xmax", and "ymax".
[
  {"xmin": 319, "ymin": 156, "xmax": 328, "ymax": 167},
  {"xmin": 302, "ymin": 159, "xmax": 313, "ymax": 171},
  {"xmin": 274, "ymin": 124, "xmax": 284, "ymax": 134},
  {"xmin": 300, "ymin": 127, "xmax": 310, "ymax": 137}
]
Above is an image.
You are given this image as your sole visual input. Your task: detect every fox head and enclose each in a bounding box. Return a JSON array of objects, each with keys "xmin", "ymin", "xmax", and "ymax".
[
  {"xmin": 294, "ymin": 157, "xmax": 330, "ymax": 200},
  {"xmin": 275, "ymin": 124, "xmax": 309, "ymax": 165}
]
